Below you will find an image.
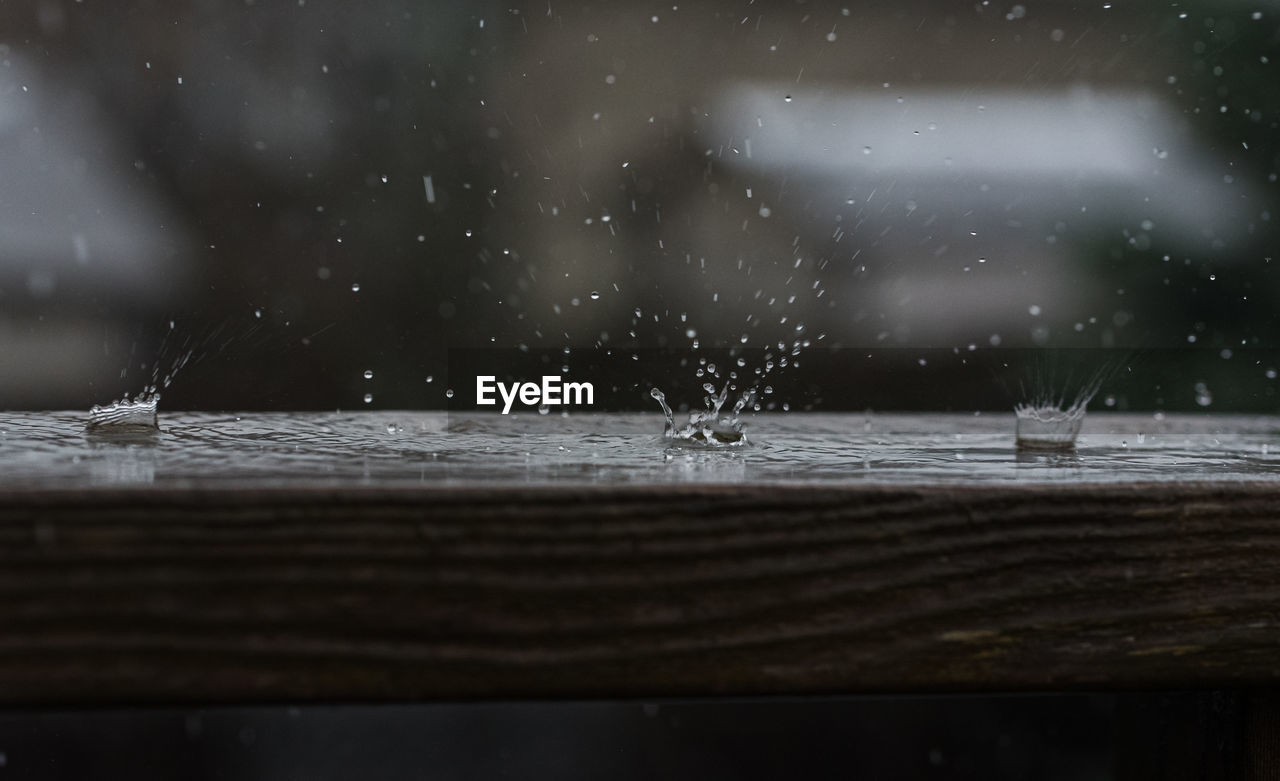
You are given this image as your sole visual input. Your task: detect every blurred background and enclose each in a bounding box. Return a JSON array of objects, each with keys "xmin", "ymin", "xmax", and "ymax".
[{"xmin": 0, "ymin": 0, "xmax": 1277, "ymax": 410}]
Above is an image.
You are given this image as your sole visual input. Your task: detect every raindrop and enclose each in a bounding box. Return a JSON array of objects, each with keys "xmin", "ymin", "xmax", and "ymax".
[
  {"xmin": 1194, "ymin": 382, "xmax": 1213, "ymax": 407},
  {"xmin": 351, "ymin": 283, "xmax": 361, "ymax": 292},
  {"xmin": 363, "ymin": 393, "xmax": 373, "ymax": 404},
  {"xmin": 363, "ymin": 370, "xmax": 373, "ymax": 380}
]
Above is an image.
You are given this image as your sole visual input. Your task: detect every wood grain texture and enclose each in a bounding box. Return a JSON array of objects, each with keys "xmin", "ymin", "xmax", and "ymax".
[{"xmin": 2, "ymin": 482, "xmax": 1280, "ymax": 705}]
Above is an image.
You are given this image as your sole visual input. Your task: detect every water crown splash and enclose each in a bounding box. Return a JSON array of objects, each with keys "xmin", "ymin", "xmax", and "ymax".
[
  {"xmin": 650, "ymin": 383, "xmax": 753, "ymax": 447},
  {"xmin": 87, "ymin": 389, "xmax": 160, "ymax": 432},
  {"xmin": 1013, "ymin": 371, "xmax": 1107, "ymax": 451}
]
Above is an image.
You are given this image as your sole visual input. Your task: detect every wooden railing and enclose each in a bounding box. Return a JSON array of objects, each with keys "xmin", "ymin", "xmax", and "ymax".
[{"xmin": 3, "ymin": 482, "xmax": 1279, "ymax": 705}]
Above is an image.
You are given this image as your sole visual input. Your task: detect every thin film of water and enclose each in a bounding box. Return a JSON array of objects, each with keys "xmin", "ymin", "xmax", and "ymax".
[{"xmin": 1, "ymin": 410, "xmax": 1278, "ymax": 488}]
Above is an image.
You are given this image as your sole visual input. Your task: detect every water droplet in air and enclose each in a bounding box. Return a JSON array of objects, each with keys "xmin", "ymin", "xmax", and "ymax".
[
  {"xmin": 590, "ymin": 291, "xmax": 600, "ymax": 300},
  {"xmin": 445, "ymin": 389, "xmax": 454, "ymax": 399},
  {"xmin": 862, "ymin": 146, "xmax": 872, "ymax": 155},
  {"xmin": 363, "ymin": 393, "xmax": 373, "ymax": 404},
  {"xmin": 363, "ymin": 370, "xmax": 373, "ymax": 380},
  {"xmin": 1194, "ymin": 382, "xmax": 1213, "ymax": 407},
  {"xmin": 783, "ymin": 95, "xmax": 792, "ymax": 103},
  {"xmin": 351, "ymin": 283, "xmax": 361, "ymax": 292}
]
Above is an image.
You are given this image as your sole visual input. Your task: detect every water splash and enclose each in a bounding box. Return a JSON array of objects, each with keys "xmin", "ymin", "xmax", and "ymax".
[
  {"xmin": 87, "ymin": 389, "xmax": 160, "ymax": 433},
  {"xmin": 85, "ymin": 316, "xmax": 253, "ymax": 434},
  {"xmin": 87, "ymin": 329, "xmax": 191, "ymax": 433},
  {"xmin": 1014, "ymin": 373, "xmax": 1105, "ymax": 450},
  {"xmin": 650, "ymin": 384, "xmax": 752, "ymax": 447},
  {"xmin": 1013, "ymin": 403, "xmax": 1086, "ymax": 451}
]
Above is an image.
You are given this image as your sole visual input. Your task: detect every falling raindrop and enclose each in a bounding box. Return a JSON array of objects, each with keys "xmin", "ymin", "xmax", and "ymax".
[{"xmin": 1194, "ymin": 382, "xmax": 1213, "ymax": 407}]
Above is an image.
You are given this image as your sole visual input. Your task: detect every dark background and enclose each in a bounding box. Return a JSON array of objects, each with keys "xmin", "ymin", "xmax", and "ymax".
[
  {"xmin": 0, "ymin": 0, "xmax": 1277, "ymax": 411},
  {"xmin": 0, "ymin": 691, "xmax": 1266, "ymax": 780}
]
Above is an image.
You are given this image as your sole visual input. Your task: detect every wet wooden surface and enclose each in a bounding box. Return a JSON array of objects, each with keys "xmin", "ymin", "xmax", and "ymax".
[{"xmin": 2, "ymin": 481, "xmax": 1280, "ymax": 706}]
